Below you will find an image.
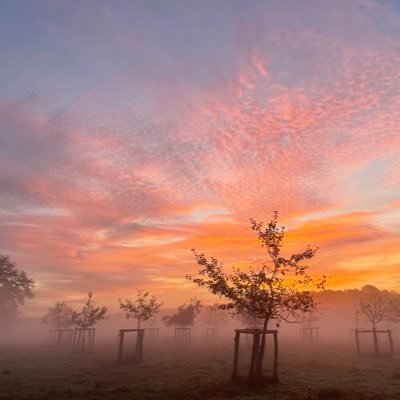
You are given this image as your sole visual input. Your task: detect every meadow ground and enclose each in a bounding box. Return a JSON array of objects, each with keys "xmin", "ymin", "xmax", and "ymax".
[{"xmin": 1, "ymin": 337, "xmax": 400, "ymax": 400}]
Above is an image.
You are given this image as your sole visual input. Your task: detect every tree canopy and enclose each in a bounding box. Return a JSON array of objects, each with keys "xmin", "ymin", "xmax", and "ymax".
[
  {"xmin": 388, "ymin": 291, "xmax": 400, "ymax": 323},
  {"xmin": 119, "ymin": 289, "xmax": 163, "ymax": 329},
  {"xmin": 358, "ymin": 285, "xmax": 391, "ymax": 329},
  {"xmin": 200, "ymin": 304, "xmax": 229, "ymax": 328},
  {"xmin": 42, "ymin": 302, "xmax": 76, "ymax": 329},
  {"xmin": 74, "ymin": 292, "xmax": 107, "ymax": 328},
  {"xmin": 0, "ymin": 254, "xmax": 34, "ymax": 322},
  {"xmin": 162, "ymin": 298, "xmax": 202, "ymax": 327},
  {"xmin": 187, "ymin": 213, "xmax": 326, "ymax": 329}
]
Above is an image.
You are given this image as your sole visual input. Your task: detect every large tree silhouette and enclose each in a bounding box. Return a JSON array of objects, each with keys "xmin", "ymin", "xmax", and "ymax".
[
  {"xmin": 187, "ymin": 212, "xmax": 326, "ymax": 379},
  {"xmin": 358, "ymin": 285, "xmax": 391, "ymax": 354},
  {"xmin": 0, "ymin": 254, "xmax": 34, "ymax": 323}
]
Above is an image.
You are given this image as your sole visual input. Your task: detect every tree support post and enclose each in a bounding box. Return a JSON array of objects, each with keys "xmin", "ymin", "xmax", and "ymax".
[
  {"xmin": 272, "ymin": 330, "xmax": 278, "ymax": 381},
  {"xmin": 174, "ymin": 327, "xmax": 191, "ymax": 344},
  {"xmin": 355, "ymin": 329, "xmax": 360, "ymax": 356},
  {"xmin": 388, "ymin": 329, "xmax": 394, "ymax": 357},
  {"xmin": 303, "ymin": 327, "xmax": 319, "ymax": 342},
  {"xmin": 146, "ymin": 327, "xmax": 159, "ymax": 339},
  {"xmin": 48, "ymin": 329, "xmax": 74, "ymax": 347},
  {"xmin": 117, "ymin": 329, "xmax": 145, "ymax": 363},
  {"xmin": 355, "ymin": 329, "xmax": 394, "ymax": 357},
  {"xmin": 118, "ymin": 330, "xmax": 125, "ymax": 361},
  {"xmin": 231, "ymin": 330, "xmax": 241, "ymax": 381},
  {"xmin": 231, "ymin": 329, "xmax": 279, "ymax": 383},
  {"xmin": 72, "ymin": 328, "xmax": 96, "ymax": 353}
]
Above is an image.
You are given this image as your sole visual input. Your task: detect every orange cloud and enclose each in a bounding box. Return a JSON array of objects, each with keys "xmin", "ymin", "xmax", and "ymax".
[{"xmin": 2, "ymin": 1, "xmax": 400, "ymax": 317}]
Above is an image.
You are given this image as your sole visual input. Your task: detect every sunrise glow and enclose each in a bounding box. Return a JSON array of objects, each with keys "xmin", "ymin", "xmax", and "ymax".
[{"xmin": 1, "ymin": 0, "xmax": 400, "ymax": 316}]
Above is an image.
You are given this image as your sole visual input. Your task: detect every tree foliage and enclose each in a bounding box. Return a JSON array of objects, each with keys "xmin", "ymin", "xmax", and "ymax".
[
  {"xmin": 0, "ymin": 254, "xmax": 35, "ymax": 321},
  {"xmin": 200, "ymin": 304, "xmax": 229, "ymax": 328},
  {"xmin": 187, "ymin": 213, "xmax": 326, "ymax": 380},
  {"xmin": 42, "ymin": 302, "xmax": 76, "ymax": 329},
  {"xmin": 236, "ymin": 309, "xmax": 264, "ymax": 329},
  {"xmin": 162, "ymin": 298, "xmax": 202, "ymax": 327},
  {"xmin": 388, "ymin": 291, "xmax": 400, "ymax": 323},
  {"xmin": 358, "ymin": 285, "xmax": 391, "ymax": 329},
  {"xmin": 357, "ymin": 285, "xmax": 393, "ymax": 355},
  {"xmin": 187, "ymin": 213, "xmax": 326, "ymax": 328},
  {"xmin": 74, "ymin": 292, "xmax": 107, "ymax": 328},
  {"xmin": 119, "ymin": 289, "xmax": 163, "ymax": 329}
]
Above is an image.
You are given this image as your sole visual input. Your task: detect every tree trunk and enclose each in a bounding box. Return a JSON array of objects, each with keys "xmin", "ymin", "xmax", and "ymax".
[
  {"xmin": 254, "ymin": 318, "xmax": 268, "ymax": 378},
  {"xmin": 137, "ymin": 319, "xmax": 141, "ymax": 329},
  {"xmin": 372, "ymin": 322, "xmax": 379, "ymax": 355}
]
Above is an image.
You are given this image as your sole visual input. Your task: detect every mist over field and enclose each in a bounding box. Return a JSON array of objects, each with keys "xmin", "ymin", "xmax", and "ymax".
[{"xmin": 2, "ymin": 288, "xmax": 400, "ymax": 399}]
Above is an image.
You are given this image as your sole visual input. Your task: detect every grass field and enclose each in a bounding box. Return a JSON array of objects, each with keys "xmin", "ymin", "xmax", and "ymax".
[{"xmin": 1, "ymin": 338, "xmax": 400, "ymax": 400}]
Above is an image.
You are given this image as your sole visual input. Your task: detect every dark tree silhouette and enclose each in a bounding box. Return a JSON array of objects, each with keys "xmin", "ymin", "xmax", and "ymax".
[
  {"xmin": 74, "ymin": 292, "xmax": 107, "ymax": 328},
  {"xmin": 42, "ymin": 302, "xmax": 76, "ymax": 329},
  {"xmin": 0, "ymin": 254, "xmax": 34, "ymax": 323},
  {"xmin": 119, "ymin": 289, "xmax": 163, "ymax": 329},
  {"xmin": 187, "ymin": 212, "xmax": 326, "ymax": 380},
  {"xmin": 162, "ymin": 299, "xmax": 202, "ymax": 327}
]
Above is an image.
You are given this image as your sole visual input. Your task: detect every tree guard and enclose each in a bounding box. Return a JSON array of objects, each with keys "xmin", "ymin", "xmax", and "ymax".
[
  {"xmin": 244, "ymin": 327, "xmax": 263, "ymax": 348},
  {"xmin": 71, "ymin": 328, "xmax": 96, "ymax": 353},
  {"xmin": 302, "ymin": 327, "xmax": 320, "ymax": 341},
  {"xmin": 206, "ymin": 327, "xmax": 218, "ymax": 338},
  {"xmin": 117, "ymin": 329, "xmax": 144, "ymax": 362},
  {"xmin": 336, "ymin": 328, "xmax": 345, "ymax": 337},
  {"xmin": 355, "ymin": 329, "xmax": 394, "ymax": 356},
  {"xmin": 231, "ymin": 329, "xmax": 278, "ymax": 382},
  {"xmin": 175, "ymin": 327, "xmax": 191, "ymax": 344},
  {"xmin": 146, "ymin": 327, "xmax": 159, "ymax": 339},
  {"xmin": 48, "ymin": 329, "xmax": 74, "ymax": 346}
]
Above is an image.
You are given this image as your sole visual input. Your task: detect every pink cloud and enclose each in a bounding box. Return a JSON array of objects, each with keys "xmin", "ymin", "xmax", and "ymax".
[{"xmin": 2, "ymin": 1, "xmax": 400, "ymax": 315}]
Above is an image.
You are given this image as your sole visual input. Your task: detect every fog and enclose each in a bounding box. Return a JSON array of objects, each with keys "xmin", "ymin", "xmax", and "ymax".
[
  {"xmin": 2, "ymin": 291, "xmax": 400, "ymax": 400},
  {"xmin": 3, "ymin": 310, "xmax": 398, "ymax": 348}
]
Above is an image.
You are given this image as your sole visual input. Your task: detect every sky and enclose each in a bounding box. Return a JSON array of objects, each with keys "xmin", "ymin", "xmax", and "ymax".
[{"xmin": 1, "ymin": 0, "xmax": 400, "ymax": 316}]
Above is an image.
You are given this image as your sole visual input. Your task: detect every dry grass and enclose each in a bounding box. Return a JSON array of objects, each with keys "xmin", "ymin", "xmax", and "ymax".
[{"xmin": 1, "ymin": 339, "xmax": 400, "ymax": 400}]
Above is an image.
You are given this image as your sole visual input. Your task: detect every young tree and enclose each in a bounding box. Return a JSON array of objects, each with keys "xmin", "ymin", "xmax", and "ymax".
[
  {"xmin": 0, "ymin": 254, "xmax": 35, "ymax": 323},
  {"xmin": 301, "ymin": 311, "xmax": 320, "ymax": 341},
  {"xmin": 162, "ymin": 299, "xmax": 202, "ymax": 328},
  {"xmin": 388, "ymin": 291, "xmax": 400, "ymax": 323},
  {"xmin": 358, "ymin": 285, "xmax": 391, "ymax": 354},
  {"xmin": 42, "ymin": 302, "xmax": 76, "ymax": 329},
  {"xmin": 119, "ymin": 290, "xmax": 163, "ymax": 329},
  {"xmin": 303, "ymin": 311, "xmax": 319, "ymax": 328},
  {"xmin": 200, "ymin": 304, "xmax": 229, "ymax": 328},
  {"xmin": 74, "ymin": 292, "xmax": 107, "ymax": 328},
  {"xmin": 187, "ymin": 212, "xmax": 326, "ymax": 379},
  {"xmin": 145, "ymin": 315, "xmax": 159, "ymax": 328}
]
